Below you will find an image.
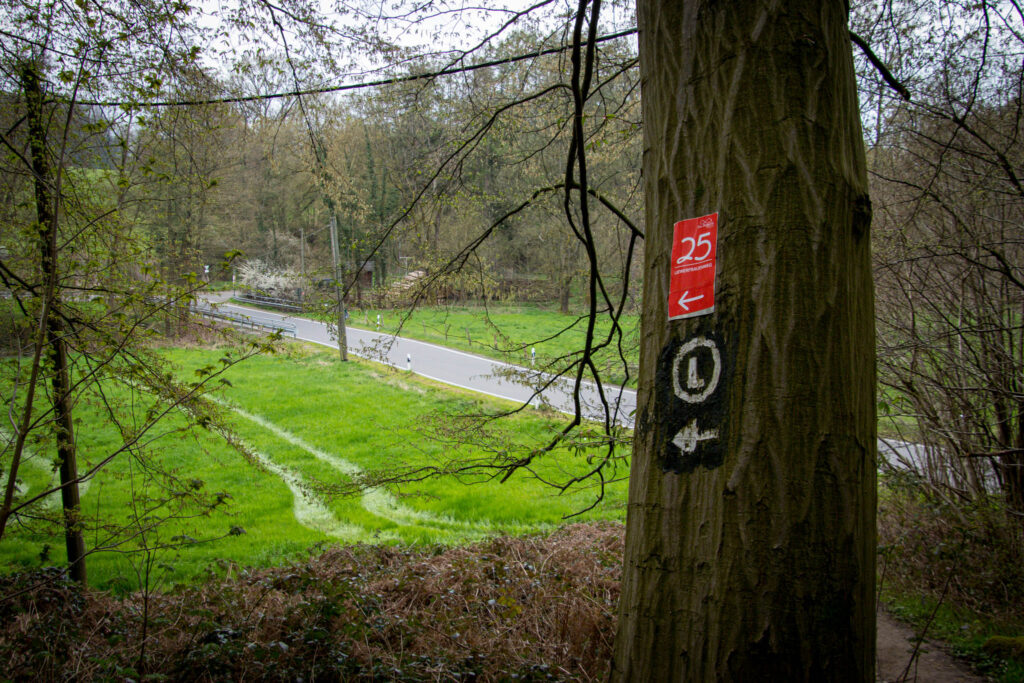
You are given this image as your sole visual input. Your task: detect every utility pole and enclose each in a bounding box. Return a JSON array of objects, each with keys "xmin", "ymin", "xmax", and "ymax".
[{"xmin": 329, "ymin": 214, "xmax": 348, "ymax": 361}]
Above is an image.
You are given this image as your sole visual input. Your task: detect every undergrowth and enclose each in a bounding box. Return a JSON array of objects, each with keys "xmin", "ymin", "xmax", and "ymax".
[
  {"xmin": 4, "ymin": 487, "xmax": 1018, "ymax": 681},
  {"xmin": 878, "ymin": 473, "xmax": 1024, "ymax": 682},
  {"xmin": 0, "ymin": 523, "xmax": 622, "ymax": 682}
]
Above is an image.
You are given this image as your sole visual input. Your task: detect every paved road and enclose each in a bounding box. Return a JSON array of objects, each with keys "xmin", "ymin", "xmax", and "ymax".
[
  {"xmin": 204, "ymin": 296, "xmax": 928, "ymax": 467},
  {"xmin": 207, "ymin": 297, "xmax": 638, "ymax": 427}
]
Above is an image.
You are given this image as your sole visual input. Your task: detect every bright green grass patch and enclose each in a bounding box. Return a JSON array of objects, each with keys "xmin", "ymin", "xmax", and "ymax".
[
  {"xmin": 2, "ymin": 405, "xmax": 327, "ymax": 591},
  {"xmin": 1, "ymin": 341, "xmax": 628, "ymax": 591},
  {"xmin": 0, "ymin": 354, "xmax": 328, "ymax": 589},
  {"xmin": 188, "ymin": 343, "xmax": 629, "ymax": 527}
]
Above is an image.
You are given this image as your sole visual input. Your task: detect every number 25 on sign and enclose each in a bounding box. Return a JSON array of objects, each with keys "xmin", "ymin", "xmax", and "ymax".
[{"xmin": 668, "ymin": 212, "xmax": 718, "ymax": 320}]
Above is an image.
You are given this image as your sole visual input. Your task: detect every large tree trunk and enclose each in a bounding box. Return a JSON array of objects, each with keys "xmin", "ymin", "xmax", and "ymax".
[
  {"xmin": 23, "ymin": 61, "xmax": 88, "ymax": 585},
  {"xmin": 612, "ymin": 2, "xmax": 875, "ymax": 680}
]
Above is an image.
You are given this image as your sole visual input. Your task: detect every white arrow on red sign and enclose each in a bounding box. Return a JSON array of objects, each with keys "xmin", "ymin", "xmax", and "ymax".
[{"xmin": 677, "ymin": 291, "xmax": 704, "ymax": 311}]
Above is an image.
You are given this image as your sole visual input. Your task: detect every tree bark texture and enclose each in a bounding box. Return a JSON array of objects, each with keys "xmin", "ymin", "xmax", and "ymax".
[
  {"xmin": 612, "ymin": 2, "xmax": 875, "ymax": 680},
  {"xmin": 23, "ymin": 62, "xmax": 88, "ymax": 584}
]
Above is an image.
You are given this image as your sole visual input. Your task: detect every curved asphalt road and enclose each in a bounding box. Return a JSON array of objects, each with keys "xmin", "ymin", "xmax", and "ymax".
[
  {"xmin": 206, "ymin": 296, "xmax": 928, "ymax": 468},
  {"xmin": 209, "ymin": 297, "xmax": 637, "ymax": 427}
]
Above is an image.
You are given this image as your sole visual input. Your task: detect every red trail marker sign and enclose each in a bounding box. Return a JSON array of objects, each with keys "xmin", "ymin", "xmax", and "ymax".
[{"xmin": 668, "ymin": 212, "xmax": 718, "ymax": 320}]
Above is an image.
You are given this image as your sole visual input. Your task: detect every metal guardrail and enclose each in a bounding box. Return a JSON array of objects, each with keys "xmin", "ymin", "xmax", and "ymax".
[
  {"xmin": 192, "ymin": 306, "xmax": 296, "ymax": 337},
  {"xmin": 237, "ymin": 292, "xmax": 303, "ymax": 311}
]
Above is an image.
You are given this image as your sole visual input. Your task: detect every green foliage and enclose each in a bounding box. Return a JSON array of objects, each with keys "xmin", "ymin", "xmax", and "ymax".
[{"xmin": 984, "ymin": 637, "xmax": 1024, "ymax": 663}]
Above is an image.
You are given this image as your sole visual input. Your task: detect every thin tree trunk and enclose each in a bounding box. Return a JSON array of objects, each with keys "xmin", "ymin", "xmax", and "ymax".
[
  {"xmin": 22, "ymin": 61, "xmax": 87, "ymax": 584},
  {"xmin": 612, "ymin": 2, "xmax": 875, "ymax": 679},
  {"xmin": 46, "ymin": 323, "xmax": 87, "ymax": 584}
]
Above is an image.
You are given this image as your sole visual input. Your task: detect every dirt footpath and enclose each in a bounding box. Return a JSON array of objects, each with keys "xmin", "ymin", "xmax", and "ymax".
[{"xmin": 877, "ymin": 608, "xmax": 984, "ymax": 682}]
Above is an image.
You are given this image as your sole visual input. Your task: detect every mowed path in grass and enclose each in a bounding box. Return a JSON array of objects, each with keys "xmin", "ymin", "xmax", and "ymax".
[
  {"xmin": 212, "ymin": 397, "xmax": 494, "ymax": 541},
  {"xmin": 1, "ymin": 343, "xmax": 628, "ymax": 590}
]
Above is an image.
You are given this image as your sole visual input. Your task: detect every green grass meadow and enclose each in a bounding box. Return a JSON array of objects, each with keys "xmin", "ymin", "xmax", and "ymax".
[{"xmin": 1, "ymin": 341, "xmax": 628, "ymax": 591}]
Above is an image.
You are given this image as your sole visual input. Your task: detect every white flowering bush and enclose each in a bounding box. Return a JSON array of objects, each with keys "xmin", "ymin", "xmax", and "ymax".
[{"xmin": 237, "ymin": 259, "xmax": 301, "ymax": 298}]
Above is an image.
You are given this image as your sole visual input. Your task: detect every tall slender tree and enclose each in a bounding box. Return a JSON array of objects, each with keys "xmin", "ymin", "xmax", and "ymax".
[
  {"xmin": 612, "ymin": 1, "xmax": 877, "ymax": 680},
  {"xmin": 0, "ymin": 0, "xmax": 255, "ymax": 585},
  {"xmin": 11, "ymin": 60, "xmax": 87, "ymax": 583}
]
